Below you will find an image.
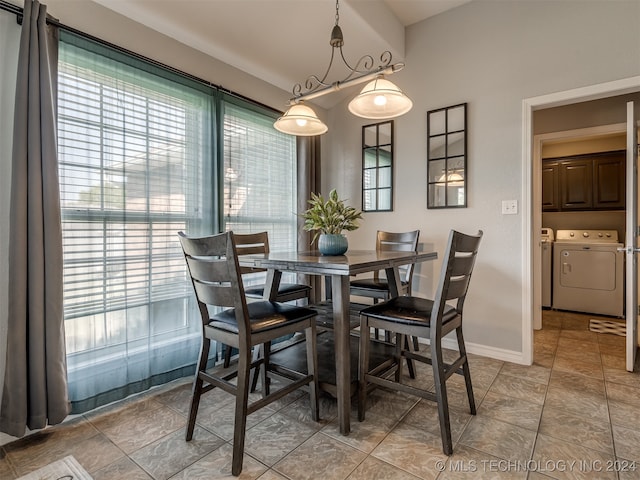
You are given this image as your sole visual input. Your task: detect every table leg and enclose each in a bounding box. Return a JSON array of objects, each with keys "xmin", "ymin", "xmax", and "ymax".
[{"xmin": 331, "ymin": 274, "xmax": 351, "ymax": 435}]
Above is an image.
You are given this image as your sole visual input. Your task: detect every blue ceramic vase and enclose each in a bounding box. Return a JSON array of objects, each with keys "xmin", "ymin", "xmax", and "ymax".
[{"xmin": 317, "ymin": 234, "xmax": 348, "ymax": 255}]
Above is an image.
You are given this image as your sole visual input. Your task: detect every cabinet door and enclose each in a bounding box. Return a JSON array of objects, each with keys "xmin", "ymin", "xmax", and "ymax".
[
  {"xmin": 560, "ymin": 159, "xmax": 593, "ymax": 210},
  {"xmin": 541, "ymin": 162, "xmax": 559, "ymax": 211},
  {"xmin": 593, "ymin": 153, "xmax": 625, "ymax": 209}
]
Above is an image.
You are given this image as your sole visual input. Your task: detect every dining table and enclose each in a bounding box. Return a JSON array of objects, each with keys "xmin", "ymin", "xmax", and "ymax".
[{"xmin": 238, "ymin": 248, "xmax": 438, "ymax": 435}]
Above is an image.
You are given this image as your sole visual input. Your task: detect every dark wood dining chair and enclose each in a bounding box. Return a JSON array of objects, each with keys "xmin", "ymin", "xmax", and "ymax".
[
  {"xmin": 178, "ymin": 231, "xmax": 319, "ymax": 476},
  {"xmin": 358, "ymin": 229, "xmax": 482, "ymax": 456},
  {"xmin": 349, "ymin": 230, "xmax": 420, "ymax": 303},
  {"xmin": 222, "ymin": 231, "xmax": 311, "ymax": 367}
]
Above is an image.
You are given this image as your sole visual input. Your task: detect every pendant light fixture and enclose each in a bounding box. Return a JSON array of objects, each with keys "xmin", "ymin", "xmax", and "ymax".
[{"xmin": 274, "ymin": 0, "xmax": 412, "ymax": 136}]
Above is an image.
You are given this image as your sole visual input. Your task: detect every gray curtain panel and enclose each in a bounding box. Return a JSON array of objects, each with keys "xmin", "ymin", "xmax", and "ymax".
[
  {"xmin": 297, "ymin": 136, "xmax": 323, "ymax": 303},
  {"xmin": 0, "ymin": 0, "xmax": 70, "ymax": 437}
]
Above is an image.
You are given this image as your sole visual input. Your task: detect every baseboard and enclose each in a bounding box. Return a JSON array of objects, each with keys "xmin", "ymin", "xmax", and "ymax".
[{"xmin": 417, "ymin": 337, "xmax": 525, "ymax": 365}]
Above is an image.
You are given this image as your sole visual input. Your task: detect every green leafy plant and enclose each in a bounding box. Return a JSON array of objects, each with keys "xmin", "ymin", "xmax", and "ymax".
[{"xmin": 301, "ymin": 189, "xmax": 363, "ymax": 244}]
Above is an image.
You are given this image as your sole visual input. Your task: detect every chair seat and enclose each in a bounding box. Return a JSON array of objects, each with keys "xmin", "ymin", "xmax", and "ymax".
[
  {"xmin": 245, "ymin": 283, "xmax": 311, "ymax": 298},
  {"xmin": 209, "ymin": 301, "xmax": 317, "ymax": 334},
  {"xmin": 360, "ymin": 296, "xmax": 458, "ymax": 327},
  {"xmin": 349, "ymin": 278, "xmax": 408, "ymax": 291}
]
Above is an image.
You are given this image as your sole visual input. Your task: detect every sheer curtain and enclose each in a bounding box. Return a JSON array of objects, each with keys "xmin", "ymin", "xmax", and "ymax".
[
  {"xmin": 56, "ymin": 32, "xmax": 299, "ymax": 413},
  {"xmin": 57, "ymin": 32, "xmax": 215, "ymax": 412}
]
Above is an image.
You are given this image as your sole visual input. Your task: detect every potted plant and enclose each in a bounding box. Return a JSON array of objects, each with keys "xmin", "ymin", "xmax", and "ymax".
[{"xmin": 301, "ymin": 189, "xmax": 363, "ymax": 255}]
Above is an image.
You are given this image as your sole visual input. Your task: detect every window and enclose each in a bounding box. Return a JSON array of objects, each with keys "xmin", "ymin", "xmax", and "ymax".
[
  {"xmin": 222, "ymin": 97, "xmax": 297, "ymax": 251},
  {"xmin": 57, "ymin": 32, "xmax": 296, "ymax": 412}
]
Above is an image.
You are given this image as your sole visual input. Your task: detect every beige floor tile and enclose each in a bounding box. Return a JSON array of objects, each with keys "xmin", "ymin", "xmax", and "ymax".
[
  {"xmin": 488, "ymin": 374, "xmax": 547, "ymax": 406},
  {"xmin": 92, "ymin": 456, "xmax": 154, "ymax": 480},
  {"xmin": 346, "ymin": 455, "xmax": 421, "ymax": 480},
  {"xmin": 557, "ymin": 336, "xmax": 601, "ymax": 354},
  {"xmin": 96, "ymin": 405, "xmax": 185, "ymax": 454},
  {"xmin": 548, "ymin": 369, "xmax": 605, "ymax": 395},
  {"xmin": 613, "ymin": 425, "xmax": 640, "ymax": 463},
  {"xmin": 437, "ymin": 444, "xmax": 527, "ymax": 479},
  {"xmin": 194, "ymin": 400, "xmax": 279, "ymax": 442},
  {"xmin": 170, "ymin": 443, "xmax": 268, "ymax": 479},
  {"xmin": 477, "ymin": 391, "xmax": 543, "ymax": 431},
  {"xmin": 257, "ymin": 470, "xmax": 289, "ymax": 480},
  {"xmin": 499, "ymin": 362, "xmax": 551, "ymax": 385},
  {"xmin": 458, "ymin": 416, "xmax": 536, "ymax": 463},
  {"xmin": 399, "ymin": 400, "xmax": 472, "ymax": 444},
  {"xmin": 603, "ymin": 368, "xmax": 640, "ymax": 389},
  {"xmin": 532, "ymin": 434, "xmax": 617, "ymax": 480},
  {"xmin": 370, "ymin": 423, "xmax": 448, "ymax": 480},
  {"xmin": 538, "ymin": 406, "xmax": 613, "ymax": 454},
  {"xmin": 601, "ymin": 353, "xmax": 626, "ymax": 369},
  {"xmin": 606, "ymin": 382, "xmax": 640, "ymax": 408},
  {"xmin": 244, "ymin": 412, "xmax": 317, "ymax": 466},
  {"xmin": 130, "ymin": 425, "xmax": 225, "ymax": 479},
  {"xmin": 274, "ymin": 432, "xmax": 366, "ymax": 480},
  {"xmin": 553, "ymin": 356, "xmax": 604, "ymax": 380},
  {"xmin": 544, "ymin": 384, "xmax": 608, "ymax": 419},
  {"xmin": 0, "ymin": 455, "xmax": 15, "ymax": 480},
  {"xmin": 608, "ymin": 399, "xmax": 640, "ymax": 430},
  {"xmin": 554, "ymin": 347, "xmax": 602, "ymax": 365}
]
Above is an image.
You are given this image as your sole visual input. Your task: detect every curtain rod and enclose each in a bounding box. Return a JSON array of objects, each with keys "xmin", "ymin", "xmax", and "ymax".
[{"xmin": 0, "ymin": 0, "xmax": 282, "ymax": 115}]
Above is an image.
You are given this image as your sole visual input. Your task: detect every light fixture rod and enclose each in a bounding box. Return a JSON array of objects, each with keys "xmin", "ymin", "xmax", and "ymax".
[{"xmin": 289, "ymin": 62, "xmax": 404, "ymax": 105}]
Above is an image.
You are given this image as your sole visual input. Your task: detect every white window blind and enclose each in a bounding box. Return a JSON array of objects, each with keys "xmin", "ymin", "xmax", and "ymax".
[{"xmin": 223, "ymin": 98, "xmax": 297, "ymax": 252}]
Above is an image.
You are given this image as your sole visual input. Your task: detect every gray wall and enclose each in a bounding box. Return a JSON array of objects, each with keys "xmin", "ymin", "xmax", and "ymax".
[{"xmin": 324, "ymin": 0, "xmax": 640, "ymax": 359}]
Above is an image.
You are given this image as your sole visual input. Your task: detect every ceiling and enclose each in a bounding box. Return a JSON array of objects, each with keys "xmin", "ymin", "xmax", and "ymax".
[{"xmin": 91, "ymin": 0, "xmax": 471, "ymax": 107}]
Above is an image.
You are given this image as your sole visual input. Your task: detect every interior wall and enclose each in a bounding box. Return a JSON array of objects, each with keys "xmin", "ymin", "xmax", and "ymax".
[{"xmin": 324, "ymin": 0, "xmax": 640, "ymax": 360}]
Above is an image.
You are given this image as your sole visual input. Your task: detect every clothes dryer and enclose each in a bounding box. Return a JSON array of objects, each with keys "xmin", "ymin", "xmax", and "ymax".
[{"xmin": 552, "ymin": 230, "xmax": 624, "ymax": 317}]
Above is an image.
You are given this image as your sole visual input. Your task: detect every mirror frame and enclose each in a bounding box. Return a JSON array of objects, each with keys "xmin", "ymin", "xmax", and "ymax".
[
  {"xmin": 362, "ymin": 120, "xmax": 394, "ymax": 212},
  {"xmin": 427, "ymin": 103, "xmax": 467, "ymax": 209}
]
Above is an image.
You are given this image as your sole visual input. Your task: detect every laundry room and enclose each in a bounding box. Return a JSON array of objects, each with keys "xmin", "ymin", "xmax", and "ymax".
[{"xmin": 533, "ymin": 93, "xmax": 640, "ymax": 337}]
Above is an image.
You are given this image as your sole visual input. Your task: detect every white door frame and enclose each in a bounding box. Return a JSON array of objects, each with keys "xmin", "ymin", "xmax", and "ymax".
[{"xmin": 522, "ymin": 76, "xmax": 640, "ymax": 365}]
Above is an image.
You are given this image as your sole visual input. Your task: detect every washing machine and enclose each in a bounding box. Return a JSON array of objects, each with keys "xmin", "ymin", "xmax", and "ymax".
[
  {"xmin": 552, "ymin": 230, "xmax": 624, "ymax": 317},
  {"xmin": 541, "ymin": 228, "xmax": 554, "ymax": 308}
]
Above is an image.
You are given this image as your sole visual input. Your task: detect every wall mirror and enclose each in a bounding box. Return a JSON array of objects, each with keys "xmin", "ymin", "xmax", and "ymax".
[
  {"xmin": 427, "ymin": 103, "xmax": 467, "ymax": 208},
  {"xmin": 362, "ymin": 120, "xmax": 393, "ymax": 212}
]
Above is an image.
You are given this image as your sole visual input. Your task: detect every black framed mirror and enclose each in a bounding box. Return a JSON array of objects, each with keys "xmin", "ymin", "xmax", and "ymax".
[
  {"xmin": 362, "ymin": 120, "xmax": 393, "ymax": 212},
  {"xmin": 427, "ymin": 103, "xmax": 467, "ymax": 208}
]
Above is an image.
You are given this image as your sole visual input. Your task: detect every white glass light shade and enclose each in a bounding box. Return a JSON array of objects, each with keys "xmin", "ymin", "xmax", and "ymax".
[
  {"xmin": 273, "ymin": 104, "xmax": 328, "ymax": 136},
  {"xmin": 437, "ymin": 172, "xmax": 464, "ymax": 187},
  {"xmin": 348, "ymin": 77, "xmax": 413, "ymax": 119}
]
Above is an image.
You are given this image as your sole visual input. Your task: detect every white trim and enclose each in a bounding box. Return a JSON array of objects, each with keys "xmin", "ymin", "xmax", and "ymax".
[
  {"xmin": 418, "ymin": 337, "xmax": 526, "ymax": 365},
  {"xmin": 522, "ymin": 76, "xmax": 640, "ymax": 366}
]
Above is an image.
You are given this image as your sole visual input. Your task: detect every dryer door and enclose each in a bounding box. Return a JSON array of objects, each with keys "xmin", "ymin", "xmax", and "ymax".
[{"xmin": 558, "ymin": 247, "xmax": 618, "ymax": 291}]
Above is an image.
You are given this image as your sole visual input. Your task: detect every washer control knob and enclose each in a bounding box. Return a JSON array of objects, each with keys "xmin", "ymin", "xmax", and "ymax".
[
  {"xmin": 583, "ymin": 232, "xmax": 589, "ymax": 238},
  {"xmin": 598, "ymin": 233, "xmax": 603, "ymax": 237},
  {"xmin": 569, "ymin": 232, "xmax": 575, "ymax": 237}
]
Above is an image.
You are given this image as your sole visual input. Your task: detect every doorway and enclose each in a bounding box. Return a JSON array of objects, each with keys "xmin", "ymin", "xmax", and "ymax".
[{"xmin": 522, "ymin": 76, "xmax": 640, "ymax": 367}]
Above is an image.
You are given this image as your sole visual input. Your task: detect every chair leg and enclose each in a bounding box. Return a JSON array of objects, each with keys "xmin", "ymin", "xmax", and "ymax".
[
  {"xmin": 456, "ymin": 327, "xmax": 476, "ymax": 415},
  {"xmin": 186, "ymin": 338, "xmax": 210, "ymax": 441},
  {"xmin": 261, "ymin": 342, "xmax": 271, "ymax": 397},
  {"xmin": 305, "ymin": 324, "xmax": 320, "ymax": 421},
  {"xmin": 223, "ymin": 343, "xmax": 232, "ymax": 368},
  {"xmin": 431, "ymin": 341, "xmax": 453, "ymax": 456},
  {"xmin": 231, "ymin": 347, "xmax": 252, "ymax": 476},
  {"xmin": 357, "ymin": 316, "xmax": 370, "ymax": 422},
  {"xmin": 394, "ymin": 333, "xmax": 404, "ymax": 382},
  {"xmin": 404, "ymin": 335, "xmax": 416, "ymax": 379}
]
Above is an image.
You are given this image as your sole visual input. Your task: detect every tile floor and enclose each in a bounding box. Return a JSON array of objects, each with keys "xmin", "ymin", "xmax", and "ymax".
[{"xmin": 1, "ymin": 310, "xmax": 640, "ymax": 479}]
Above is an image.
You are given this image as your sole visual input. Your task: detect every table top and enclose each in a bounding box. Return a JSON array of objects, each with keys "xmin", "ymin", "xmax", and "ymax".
[{"xmin": 238, "ymin": 249, "xmax": 437, "ymax": 276}]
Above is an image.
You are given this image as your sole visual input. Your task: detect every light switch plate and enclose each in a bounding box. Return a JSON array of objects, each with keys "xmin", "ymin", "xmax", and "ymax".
[{"xmin": 502, "ymin": 200, "xmax": 518, "ymax": 215}]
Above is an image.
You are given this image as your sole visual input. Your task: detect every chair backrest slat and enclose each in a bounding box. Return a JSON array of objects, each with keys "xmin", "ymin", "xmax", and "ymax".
[
  {"xmin": 178, "ymin": 231, "xmax": 249, "ymax": 332},
  {"xmin": 376, "ymin": 230, "xmax": 420, "ymax": 284},
  {"xmin": 234, "ymin": 231, "xmax": 269, "ymax": 274},
  {"xmin": 432, "ymin": 230, "xmax": 482, "ymax": 326}
]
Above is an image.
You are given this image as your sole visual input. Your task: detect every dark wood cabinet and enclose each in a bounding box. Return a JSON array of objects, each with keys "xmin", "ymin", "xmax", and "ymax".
[
  {"xmin": 541, "ymin": 162, "xmax": 560, "ymax": 211},
  {"xmin": 593, "ymin": 154, "xmax": 625, "ymax": 209},
  {"xmin": 542, "ymin": 151, "xmax": 625, "ymax": 212},
  {"xmin": 560, "ymin": 159, "xmax": 593, "ymax": 210}
]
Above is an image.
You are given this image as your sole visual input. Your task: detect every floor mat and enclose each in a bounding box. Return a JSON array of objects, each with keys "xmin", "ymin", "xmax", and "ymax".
[
  {"xmin": 589, "ymin": 318, "xmax": 626, "ymax": 337},
  {"xmin": 16, "ymin": 455, "xmax": 93, "ymax": 480}
]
